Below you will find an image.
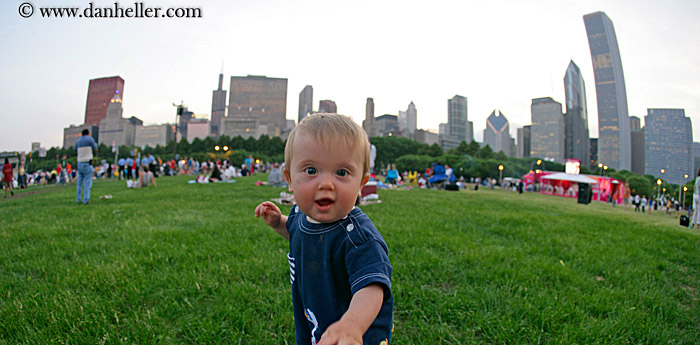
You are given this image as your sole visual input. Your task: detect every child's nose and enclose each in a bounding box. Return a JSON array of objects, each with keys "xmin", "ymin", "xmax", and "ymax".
[{"xmin": 317, "ymin": 173, "xmax": 335, "ymax": 190}]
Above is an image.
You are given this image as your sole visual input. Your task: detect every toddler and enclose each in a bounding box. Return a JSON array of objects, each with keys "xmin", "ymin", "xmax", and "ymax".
[{"xmin": 255, "ymin": 114, "xmax": 393, "ymax": 345}]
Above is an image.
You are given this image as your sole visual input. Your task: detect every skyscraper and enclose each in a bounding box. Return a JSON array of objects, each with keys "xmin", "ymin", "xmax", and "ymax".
[
  {"xmin": 318, "ymin": 100, "xmax": 337, "ymax": 113},
  {"xmin": 298, "ymin": 85, "xmax": 313, "ymax": 123},
  {"xmin": 630, "ymin": 116, "xmax": 645, "ymax": 175},
  {"xmin": 590, "ymin": 138, "xmax": 599, "ymax": 168},
  {"xmin": 99, "ymin": 93, "xmax": 137, "ymax": 147},
  {"xmin": 584, "ymin": 11, "xmax": 631, "ymax": 170},
  {"xmin": 228, "ymin": 75, "xmax": 288, "ymax": 137},
  {"xmin": 516, "ymin": 125, "xmax": 531, "ymax": 158},
  {"xmin": 211, "ymin": 73, "xmax": 227, "ymax": 138},
  {"xmin": 84, "ymin": 76, "xmax": 124, "ymax": 126},
  {"xmin": 483, "ymin": 110, "xmax": 513, "ymax": 155},
  {"xmin": 531, "ymin": 97, "xmax": 565, "ymax": 163},
  {"xmin": 563, "ymin": 60, "xmax": 590, "ymax": 164},
  {"xmin": 644, "ymin": 109, "xmax": 693, "ymax": 184},
  {"xmin": 363, "ymin": 98, "xmax": 378, "ymax": 138},
  {"xmin": 445, "ymin": 95, "xmax": 473, "ymax": 149},
  {"xmin": 406, "ymin": 102, "xmax": 417, "ymax": 140}
]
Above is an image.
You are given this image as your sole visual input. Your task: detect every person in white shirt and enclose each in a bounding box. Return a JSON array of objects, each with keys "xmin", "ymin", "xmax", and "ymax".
[{"xmin": 692, "ymin": 169, "xmax": 700, "ymax": 228}]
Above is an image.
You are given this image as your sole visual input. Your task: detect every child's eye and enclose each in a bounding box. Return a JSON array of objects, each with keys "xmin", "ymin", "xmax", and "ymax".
[
  {"xmin": 336, "ymin": 169, "xmax": 349, "ymax": 177},
  {"xmin": 304, "ymin": 167, "xmax": 317, "ymax": 175}
]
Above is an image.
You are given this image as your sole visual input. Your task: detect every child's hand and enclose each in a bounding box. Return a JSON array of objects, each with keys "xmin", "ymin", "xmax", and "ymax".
[
  {"xmin": 255, "ymin": 201, "xmax": 290, "ymax": 240},
  {"xmin": 317, "ymin": 319, "xmax": 363, "ymax": 345},
  {"xmin": 318, "ymin": 284, "xmax": 384, "ymax": 345},
  {"xmin": 255, "ymin": 201, "xmax": 282, "ymax": 228}
]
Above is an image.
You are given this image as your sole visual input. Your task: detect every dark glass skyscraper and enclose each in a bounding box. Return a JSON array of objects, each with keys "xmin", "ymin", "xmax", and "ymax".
[
  {"xmin": 228, "ymin": 75, "xmax": 288, "ymax": 137},
  {"xmin": 211, "ymin": 73, "xmax": 227, "ymax": 137},
  {"xmin": 584, "ymin": 11, "xmax": 631, "ymax": 171},
  {"xmin": 564, "ymin": 60, "xmax": 590, "ymax": 164},
  {"xmin": 644, "ymin": 109, "xmax": 693, "ymax": 185}
]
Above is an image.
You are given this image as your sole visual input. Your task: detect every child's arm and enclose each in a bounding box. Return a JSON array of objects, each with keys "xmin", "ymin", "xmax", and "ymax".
[
  {"xmin": 317, "ymin": 284, "xmax": 384, "ymax": 345},
  {"xmin": 254, "ymin": 201, "xmax": 289, "ymax": 240}
]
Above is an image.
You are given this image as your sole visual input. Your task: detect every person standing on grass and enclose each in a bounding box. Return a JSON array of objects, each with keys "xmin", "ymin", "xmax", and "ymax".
[
  {"xmin": 255, "ymin": 114, "xmax": 393, "ymax": 345},
  {"xmin": 2, "ymin": 158, "xmax": 14, "ymax": 198},
  {"xmin": 74, "ymin": 129, "xmax": 97, "ymax": 204},
  {"xmin": 691, "ymin": 169, "xmax": 700, "ymax": 228}
]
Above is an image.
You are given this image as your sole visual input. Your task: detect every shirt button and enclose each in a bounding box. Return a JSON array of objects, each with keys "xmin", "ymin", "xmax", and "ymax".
[{"xmin": 346, "ymin": 224, "xmax": 354, "ymax": 232}]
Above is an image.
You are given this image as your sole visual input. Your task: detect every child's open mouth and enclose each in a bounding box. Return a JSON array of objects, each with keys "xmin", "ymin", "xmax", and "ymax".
[{"xmin": 315, "ymin": 198, "xmax": 334, "ymax": 211}]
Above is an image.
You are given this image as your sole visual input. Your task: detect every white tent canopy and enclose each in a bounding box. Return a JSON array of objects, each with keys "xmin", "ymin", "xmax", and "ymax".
[{"xmin": 540, "ymin": 173, "xmax": 598, "ymax": 184}]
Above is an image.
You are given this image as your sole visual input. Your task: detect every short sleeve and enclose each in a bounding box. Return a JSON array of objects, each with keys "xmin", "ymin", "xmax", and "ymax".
[{"xmin": 345, "ymin": 239, "xmax": 392, "ymax": 299}]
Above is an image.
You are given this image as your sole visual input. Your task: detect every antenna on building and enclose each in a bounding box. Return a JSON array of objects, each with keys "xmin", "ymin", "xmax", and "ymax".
[{"xmin": 220, "ymin": 59, "xmax": 224, "ymax": 74}]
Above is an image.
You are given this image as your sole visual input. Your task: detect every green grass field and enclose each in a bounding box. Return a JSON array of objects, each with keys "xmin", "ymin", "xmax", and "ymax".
[{"xmin": 1, "ymin": 175, "xmax": 699, "ymax": 344}]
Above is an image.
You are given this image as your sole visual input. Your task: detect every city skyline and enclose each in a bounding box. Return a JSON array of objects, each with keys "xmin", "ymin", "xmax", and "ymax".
[{"xmin": 1, "ymin": 0, "xmax": 698, "ymax": 153}]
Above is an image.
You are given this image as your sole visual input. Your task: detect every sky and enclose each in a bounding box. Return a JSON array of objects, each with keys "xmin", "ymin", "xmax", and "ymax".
[{"xmin": 1, "ymin": 0, "xmax": 699, "ymax": 152}]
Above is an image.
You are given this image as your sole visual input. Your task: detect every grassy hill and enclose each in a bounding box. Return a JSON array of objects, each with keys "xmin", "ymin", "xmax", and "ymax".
[{"xmin": 1, "ymin": 176, "xmax": 698, "ymax": 344}]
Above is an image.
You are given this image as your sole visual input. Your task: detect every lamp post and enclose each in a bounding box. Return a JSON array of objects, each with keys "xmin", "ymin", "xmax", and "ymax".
[
  {"xmin": 530, "ymin": 159, "xmax": 544, "ymax": 191},
  {"xmin": 657, "ymin": 179, "xmax": 662, "ymax": 199},
  {"xmin": 598, "ymin": 163, "xmax": 603, "ymax": 175},
  {"xmin": 172, "ymin": 102, "xmax": 185, "ymax": 159},
  {"xmin": 683, "ymin": 186, "xmax": 688, "ymax": 211},
  {"xmin": 603, "ymin": 165, "xmax": 608, "ymax": 176},
  {"xmin": 679, "ymin": 173, "xmax": 689, "ymax": 204},
  {"xmin": 213, "ymin": 145, "xmax": 230, "ymax": 160},
  {"xmin": 498, "ymin": 164, "xmax": 504, "ymax": 185}
]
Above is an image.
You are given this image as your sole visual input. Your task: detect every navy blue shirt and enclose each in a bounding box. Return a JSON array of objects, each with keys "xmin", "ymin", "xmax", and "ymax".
[{"xmin": 286, "ymin": 205, "xmax": 393, "ymax": 345}]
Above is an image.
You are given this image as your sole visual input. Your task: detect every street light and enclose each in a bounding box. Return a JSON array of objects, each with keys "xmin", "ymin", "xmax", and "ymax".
[
  {"xmin": 498, "ymin": 164, "xmax": 504, "ymax": 185},
  {"xmin": 603, "ymin": 165, "xmax": 608, "ymax": 176},
  {"xmin": 657, "ymin": 179, "xmax": 662, "ymax": 199},
  {"xmin": 679, "ymin": 173, "xmax": 689, "ymax": 204},
  {"xmin": 598, "ymin": 163, "xmax": 603, "ymax": 175},
  {"xmin": 530, "ymin": 159, "xmax": 545, "ymax": 191},
  {"xmin": 172, "ymin": 101, "xmax": 186, "ymax": 159},
  {"xmin": 683, "ymin": 186, "xmax": 688, "ymax": 211}
]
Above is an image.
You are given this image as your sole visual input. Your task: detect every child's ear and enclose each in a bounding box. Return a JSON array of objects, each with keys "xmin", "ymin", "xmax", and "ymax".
[
  {"xmin": 360, "ymin": 174, "xmax": 369, "ymax": 187},
  {"xmin": 283, "ymin": 170, "xmax": 293, "ymax": 192}
]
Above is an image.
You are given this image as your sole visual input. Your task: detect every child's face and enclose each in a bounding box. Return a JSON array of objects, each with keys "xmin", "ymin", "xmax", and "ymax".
[{"xmin": 284, "ymin": 133, "xmax": 368, "ymax": 223}]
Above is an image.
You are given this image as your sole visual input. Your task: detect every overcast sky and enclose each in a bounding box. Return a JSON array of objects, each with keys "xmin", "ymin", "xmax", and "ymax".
[{"xmin": 1, "ymin": 0, "xmax": 698, "ymax": 152}]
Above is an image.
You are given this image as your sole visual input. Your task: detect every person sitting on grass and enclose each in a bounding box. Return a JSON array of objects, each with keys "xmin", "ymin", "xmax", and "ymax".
[
  {"xmin": 137, "ymin": 165, "xmax": 157, "ymax": 188},
  {"xmin": 267, "ymin": 162, "xmax": 287, "ymax": 187},
  {"xmin": 210, "ymin": 164, "xmax": 222, "ymax": 182},
  {"xmin": 240, "ymin": 164, "xmax": 251, "ymax": 177},
  {"xmin": 254, "ymin": 113, "xmax": 393, "ymax": 345}
]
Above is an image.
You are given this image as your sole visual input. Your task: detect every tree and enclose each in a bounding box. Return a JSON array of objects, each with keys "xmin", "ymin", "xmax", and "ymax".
[
  {"xmin": 476, "ymin": 145, "xmax": 494, "ymax": 159},
  {"xmin": 425, "ymin": 143, "xmax": 443, "ymax": 157},
  {"xmin": 628, "ymin": 175, "xmax": 651, "ymax": 196},
  {"xmin": 396, "ymin": 155, "xmax": 434, "ymax": 173}
]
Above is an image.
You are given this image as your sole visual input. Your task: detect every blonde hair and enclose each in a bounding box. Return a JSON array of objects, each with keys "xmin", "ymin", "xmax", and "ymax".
[{"xmin": 284, "ymin": 113, "xmax": 370, "ymax": 177}]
